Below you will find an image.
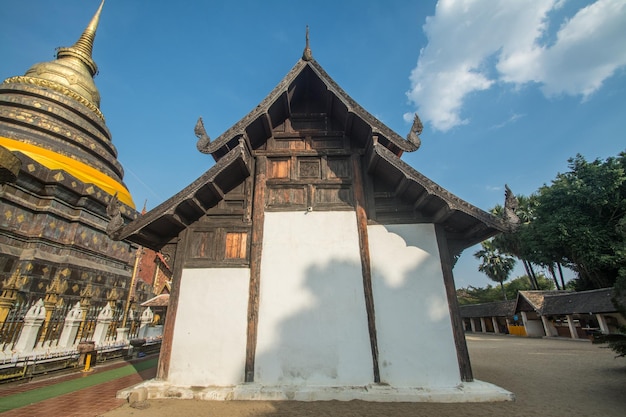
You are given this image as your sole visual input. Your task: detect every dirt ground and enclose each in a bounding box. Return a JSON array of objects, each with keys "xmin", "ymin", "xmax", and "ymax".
[{"xmin": 102, "ymin": 333, "xmax": 626, "ymax": 417}]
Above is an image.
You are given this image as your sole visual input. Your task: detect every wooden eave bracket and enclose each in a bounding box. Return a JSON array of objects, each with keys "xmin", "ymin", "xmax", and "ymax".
[
  {"xmin": 110, "ymin": 141, "xmax": 252, "ymax": 247},
  {"xmin": 371, "ymin": 142, "xmax": 508, "ymax": 237}
]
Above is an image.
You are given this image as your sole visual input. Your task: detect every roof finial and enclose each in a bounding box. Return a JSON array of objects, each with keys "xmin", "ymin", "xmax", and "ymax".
[
  {"xmin": 302, "ymin": 25, "xmax": 313, "ymax": 61},
  {"xmin": 56, "ymin": 0, "xmax": 104, "ymax": 76}
]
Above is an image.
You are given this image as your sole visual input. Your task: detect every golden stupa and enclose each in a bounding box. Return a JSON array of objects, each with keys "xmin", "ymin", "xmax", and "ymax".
[
  {"xmin": 0, "ymin": 1, "xmax": 145, "ymax": 321},
  {"xmin": 0, "ymin": 0, "xmax": 133, "ymax": 207}
]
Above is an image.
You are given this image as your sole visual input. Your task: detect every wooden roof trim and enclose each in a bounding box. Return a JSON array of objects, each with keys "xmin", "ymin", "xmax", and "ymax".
[
  {"xmin": 198, "ymin": 58, "xmax": 420, "ymax": 157},
  {"xmin": 369, "ymin": 142, "xmax": 509, "ymax": 233},
  {"xmin": 111, "ymin": 140, "xmax": 252, "ymax": 245},
  {"xmin": 199, "ymin": 60, "xmax": 308, "ymax": 157},
  {"xmin": 306, "ymin": 60, "xmax": 420, "ymax": 153}
]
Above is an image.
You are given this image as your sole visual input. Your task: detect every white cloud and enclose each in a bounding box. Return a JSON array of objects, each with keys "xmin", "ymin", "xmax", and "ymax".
[
  {"xmin": 407, "ymin": 0, "xmax": 626, "ymax": 132},
  {"xmin": 489, "ymin": 112, "xmax": 525, "ymax": 130}
]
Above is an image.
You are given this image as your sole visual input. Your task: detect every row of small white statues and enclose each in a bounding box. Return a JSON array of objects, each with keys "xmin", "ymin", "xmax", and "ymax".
[{"xmin": 7, "ymin": 299, "xmax": 156, "ymax": 356}]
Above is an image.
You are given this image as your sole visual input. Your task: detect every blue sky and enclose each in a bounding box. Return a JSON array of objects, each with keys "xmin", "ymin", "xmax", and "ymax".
[{"xmin": 1, "ymin": 0, "xmax": 625, "ymax": 288}]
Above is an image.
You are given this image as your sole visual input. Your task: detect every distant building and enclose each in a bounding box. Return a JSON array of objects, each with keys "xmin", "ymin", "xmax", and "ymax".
[{"xmin": 460, "ymin": 288, "xmax": 626, "ymax": 339}]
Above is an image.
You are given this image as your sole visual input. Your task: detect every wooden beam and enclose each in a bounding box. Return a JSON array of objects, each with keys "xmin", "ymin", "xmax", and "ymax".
[
  {"xmin": 208, "ymin": 182, "xmax": 225, "ymax": 200},
  {"xmin": 434, "ymin": 224, "xmax": 473, "ymax": 382},
  {"xmin": 190, "ymin": 196, "xmax": 208, "ymax": 213},
  {"xmin": 244, "ymin": 156, "xmax": 267, "ymax": 382},
  {"xmin": 413, "ymin": 187, "xmax": 430, "ymax": 210},
  {"xmin": 394, "ymin": 176, "xmax": 410, "ymax": 198},
  {"xmin": 351, "ymin": 154, "xmax": 380, "ymax": 383},
  {"xmin": 462, "ymin": 222, "xmax": 489, "ymax": 242},
  {"xmin": 433, "ymin": 204, "xmax": 454, "ymax": 224},
  {"xmin": 163, "ymin": 213, "xmax": 187, "ymax": 229},
  {"xmin": 344, "ymin": 112, "xmax": 354, "ymax": 136},
  {"xmin": 156, "ymin": 232, "xmax": 186, "ymax": 380}
]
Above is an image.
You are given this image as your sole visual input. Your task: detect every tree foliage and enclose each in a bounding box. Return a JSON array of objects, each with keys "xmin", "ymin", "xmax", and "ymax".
[
  {"xmin": 473, "ymin": 240, "xmax": 516, "ymax": 300},
  {"xmin": 519, "ymin": 152, "xmax": 626, "ymax": 290},
  {"xmin": 457, "ymin": 274, "xmax": 553, "ymax": 305}
]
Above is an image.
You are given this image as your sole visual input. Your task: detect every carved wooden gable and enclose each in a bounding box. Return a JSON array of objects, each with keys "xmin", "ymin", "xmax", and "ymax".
[{"xmin": 112, "ymin": 57, "xmax": 507, "ymax": 261}]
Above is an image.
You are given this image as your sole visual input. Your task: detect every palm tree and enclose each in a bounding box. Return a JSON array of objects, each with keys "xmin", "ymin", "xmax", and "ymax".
[{"xmin": 474, "ymin": 239, "xmax": 516, "ymax": 300}]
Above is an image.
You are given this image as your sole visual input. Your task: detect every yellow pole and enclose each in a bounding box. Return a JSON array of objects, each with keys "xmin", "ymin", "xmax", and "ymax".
[
  {"xmin": 122, "ymin": 246, "xmax": 142, "ymax": 328},
  {"xmin": 83, "ymin": 353, "xmax": 92, "ymax": 372}
]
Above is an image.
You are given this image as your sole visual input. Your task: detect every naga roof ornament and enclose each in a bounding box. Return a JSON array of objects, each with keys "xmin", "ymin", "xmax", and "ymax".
[
  {"xmin": 195, "ymin": 117, "xmax": 212, "ymax": 153},
  {"xmin": 406, "ymin": 114, "xmax": 423, "ymax": 149}
]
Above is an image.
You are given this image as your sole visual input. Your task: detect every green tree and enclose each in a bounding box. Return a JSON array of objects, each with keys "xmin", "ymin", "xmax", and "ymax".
[
  {"xmin": 521, "ymin": 153, "xmax": 626, "ymax": 290},
  {"xmin": 474, "ymin": 239, "xmax": 516, "ymax": 300},
  {"xmin": 457, "ymin": 274, "xmax": 553, "ymax": 305},
  {"xmin": 491, "ymin": 195, "xmax": 541, "ymax": 289}
]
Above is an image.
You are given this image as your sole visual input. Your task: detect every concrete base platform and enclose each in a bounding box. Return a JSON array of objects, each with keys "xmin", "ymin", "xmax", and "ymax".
[{"xmin": 118, "ymin": 379, "xmax": 514, "ymax": 403}]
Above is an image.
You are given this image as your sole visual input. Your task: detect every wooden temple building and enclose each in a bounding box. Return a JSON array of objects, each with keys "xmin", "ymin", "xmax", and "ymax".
[
  {"xmin": 0, "ymin": 1, "xmax": 164, "ymax": 348},
  {"xmin": 111, "ymin": 28, "xmax": 515, "ymax": 401}
]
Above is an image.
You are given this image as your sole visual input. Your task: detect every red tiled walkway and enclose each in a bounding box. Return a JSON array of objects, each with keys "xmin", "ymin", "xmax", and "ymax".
[
  {"xmin": 0, "ymin": 356, "xmax": 156, "ymax": 417},
  {"xmin": 0, "ymin": 360, "xmax": 132, "ymax": 397}
]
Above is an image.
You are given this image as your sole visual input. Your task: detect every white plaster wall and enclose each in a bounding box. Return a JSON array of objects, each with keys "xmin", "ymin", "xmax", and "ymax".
[
  {"xmin": 525, "ymin": 319, "xmax": 546, "ymax": 337},
  {"xmin": 368, "ymin": 224, "xmax": 460, "ymax": 387},
  {"xmin": 254, "ymin": 211, "xmax": 373, "ymax": 386},
  {"xmin": 168, "ymin": 268, "xmax": 250, "ymax": 386}
]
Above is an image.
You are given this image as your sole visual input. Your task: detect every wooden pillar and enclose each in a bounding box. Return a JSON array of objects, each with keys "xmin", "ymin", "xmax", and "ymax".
[
  {"xmin": 596, "ymin": 314, "xmax": 610, "ymax": 334},
  {"xmin": 156, "ymin": 235, "xmax": 186, "ymax": 380},
  {"xmin": 541, "ymin": 315, "xmax": 555, "ymax": 337},
  {"xmin": 520, "ymin": 311, "xmax": 529, "ymax": 329},
  {"xmin": 435, "ymin": 225, "xmax": 473, "ymax": 382},
  {"xmin": 470, "ymin": 318, "xmax": 476, "ymax": 332},
  {"xmin": 566, "ymin": 314, "xmax": 579, "ymax": 339},
  {"xmin": 245, "ymin": 157, "xmax": 266, "ymax": 382},
  {"xmin": 351, "ymin": 154, "xmax": 380, "ymax": 383},
  {"xmin": 480, "ymin": 317, "xmax": 487, "ymax": 333},
  {"xmin": 492, "ymin": 316, "xmax": 500, "ymax": 334}
]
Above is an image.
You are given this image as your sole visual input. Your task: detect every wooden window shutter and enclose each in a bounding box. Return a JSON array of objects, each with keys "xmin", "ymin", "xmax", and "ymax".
[{"xmin": 225, "ymin": 232, "xmax": 248, "ymax": 259}]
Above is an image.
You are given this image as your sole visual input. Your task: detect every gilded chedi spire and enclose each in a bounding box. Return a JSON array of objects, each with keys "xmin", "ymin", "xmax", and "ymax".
[
  {"xmin": 56, "ymin": 0, "xmax": 103, "ymax": 77},
  {"xmin": 0, "ymin": 0, "xmax": 135, "ymax": 208},
  {"xmin": 8, "ymin": 0, "xmax": 105, "ymax": 117}
]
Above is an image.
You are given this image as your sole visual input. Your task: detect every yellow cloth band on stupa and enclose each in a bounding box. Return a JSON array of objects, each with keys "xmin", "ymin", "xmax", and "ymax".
[{"xmin": 0, "ymin": 136, "xmax": 135, "ymax": 208}]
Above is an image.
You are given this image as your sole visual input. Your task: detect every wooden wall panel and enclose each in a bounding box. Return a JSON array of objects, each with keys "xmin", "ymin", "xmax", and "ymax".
[
  {"xmin": 267, "ymin": 186, "xmax": 306, "ymax": 207},
  {"xmin": 311, "ymin": 137, "xmax": 343, "ymax": 149},
  {"xmin": 225, "ymin": 232, "xmax": 248, "ymax": 259},
  {"xmin": 268, "ymin": 159, "xmax": 290, "ymax": 179},
  {"xmin": 273, "ymin": 138, "xmax": 306, "ymax": 151},
  {"xmin": 327, "ymin": 157, "xmax": 351, "ymax": 179},
  {"xmin": 313, "ymin": 186, "xmax": 353, "ymax": 206},
  {"xmin": 189, "ymin": 230, "xmax": 217, "ymax": 260},
  {"xmin": 298, "ymin": 159, "xmax": 321, "ymax": 178}
]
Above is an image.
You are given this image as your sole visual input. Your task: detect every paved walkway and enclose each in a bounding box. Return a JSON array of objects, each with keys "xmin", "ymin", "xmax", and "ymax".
[
  {"xmin": 0, "ymin": 354, "xmax": 157, "ymax": 417},
  {"xmin": 104, "ymin": 334, "xmax": 626, "ymax": 417},
  {"xmin": 2, "ymin": 335, "xmax": 625, "ymax": 417}
]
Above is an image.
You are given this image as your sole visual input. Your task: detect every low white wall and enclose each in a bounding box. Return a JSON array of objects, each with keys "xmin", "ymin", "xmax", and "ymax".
[
  {"xmin": 168, "ymin": 268, "xmax": 250, "ymax": 386},
  {"xmin": 368, "ymin": 224, "xmax": 460, "ymax": 387},
  {"xmin": 254, "ymin": 211, "xmax": 373, "ymax": 386}
]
